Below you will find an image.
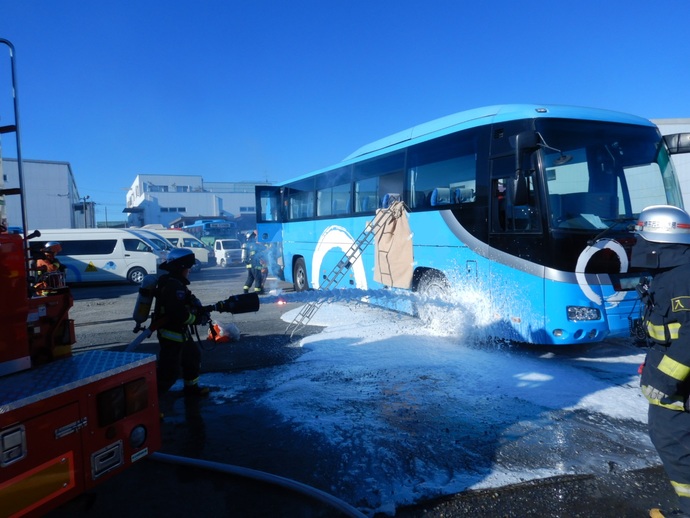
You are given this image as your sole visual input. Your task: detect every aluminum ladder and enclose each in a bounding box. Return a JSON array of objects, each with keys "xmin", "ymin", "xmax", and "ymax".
[{"xmin": 286, "ymin": 203, "xmax": 398, "ymax": 338}]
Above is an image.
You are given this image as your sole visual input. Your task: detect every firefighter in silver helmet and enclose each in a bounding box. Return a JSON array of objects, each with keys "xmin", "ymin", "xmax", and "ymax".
[
  {"xmin": 632, "ymin": 205, "xmax": 690, "ymax": 518},
  {"xmin": 153, "ymin": 248, "xmax": 210, "ymax": 397}
]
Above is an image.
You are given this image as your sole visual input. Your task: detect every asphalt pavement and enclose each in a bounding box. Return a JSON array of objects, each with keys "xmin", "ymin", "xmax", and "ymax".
[{"xmin": 46, "ymin": 266, "xmax": 682, "ymax": 518}]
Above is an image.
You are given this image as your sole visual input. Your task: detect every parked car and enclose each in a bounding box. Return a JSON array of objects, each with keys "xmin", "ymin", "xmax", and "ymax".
[
  {"xmin": 29, "ymin": 228, "xmax": 162, "ymax": 284},
  {"xmin": 141, "ymin": 226, "xmax": 215, "ymax": 272},
  {"xmin": 214, "ymin": 239, "xmax": 243, "ymax": 267}
]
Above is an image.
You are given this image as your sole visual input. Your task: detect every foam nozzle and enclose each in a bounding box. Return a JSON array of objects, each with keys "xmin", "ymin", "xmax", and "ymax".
[{"xmin": 217, "ymin": 292, "xmax": 260, "ymax": 314}]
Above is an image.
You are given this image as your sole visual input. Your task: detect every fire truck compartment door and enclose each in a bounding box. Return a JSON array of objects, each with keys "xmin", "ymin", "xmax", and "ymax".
[{"xmin": 0, "ymin": 402, "xmax": 83, "ymax": 516}]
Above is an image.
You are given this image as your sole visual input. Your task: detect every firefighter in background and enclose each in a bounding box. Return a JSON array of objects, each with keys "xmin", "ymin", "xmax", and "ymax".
[
  {"xmin": 243, "ymin": 231, "xmax": 266, "ymax": 294},
  {"xmin": 631, "ymin": 205, "xmax": 690, "ymax": 518},
  {"xmin": 37, "ymin": 241, "xmax": 64, "ymax": 273},
  {"xmin": 153, "ymin": 248, "xmax": 210, "ymax": 397},
  {"xmin": 34, "ymin": 241, "xmax": 65, "ymax": 293}
]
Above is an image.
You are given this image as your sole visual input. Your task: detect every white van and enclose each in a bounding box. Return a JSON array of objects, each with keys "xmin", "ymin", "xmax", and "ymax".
[
  {"xmin": 126, "ymin": 228, "xmax": 173, "ymax": 261},
  {"xmin": 141, "ymin": 226, "xmax": 214, "ymax": 271},
  {"xmin": 214, "ymin": 239, "xmax": 243, "ymax": 267},
  {"xmin": 29, "ymin": 228, "xmax": 163, "ymax": 284}
]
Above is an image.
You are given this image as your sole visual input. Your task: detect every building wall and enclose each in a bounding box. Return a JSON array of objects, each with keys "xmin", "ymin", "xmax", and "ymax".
[
  {"xmin": 2, "ymin": 159, "xmax": 93, "ymax": 230},
  {"xmin": 654, "ymin": 119, "xmax": 690, "ymax": 209},
  {"xmin": 125, "ymin": 174, "xmax": 265, "ymax": 228}
]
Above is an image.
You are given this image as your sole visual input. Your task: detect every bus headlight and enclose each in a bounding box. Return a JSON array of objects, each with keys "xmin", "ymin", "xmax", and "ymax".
[{"xmin": 567, "ymin": 306, "xmax": 601, "ymax": 321}]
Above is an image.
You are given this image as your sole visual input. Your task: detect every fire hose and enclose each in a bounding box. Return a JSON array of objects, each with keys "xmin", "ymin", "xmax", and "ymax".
[{"xmin": 148, "ymin": 452, "xmax": 366, "ymax": 518}]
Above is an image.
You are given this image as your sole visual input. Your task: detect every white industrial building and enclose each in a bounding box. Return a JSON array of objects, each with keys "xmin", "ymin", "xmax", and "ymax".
[
  {"xmin": 123, "ymin": 174, "xmax": 268, "ymax": 228},
  {"xmin": 1, "ymin": 158, "xmax": 94, "ymax": 231}
]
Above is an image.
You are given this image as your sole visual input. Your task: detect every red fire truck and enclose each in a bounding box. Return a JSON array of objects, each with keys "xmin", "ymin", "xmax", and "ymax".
[{"xmin": 0, "ymin": 39, "xmax": 161, "ymax": 516}]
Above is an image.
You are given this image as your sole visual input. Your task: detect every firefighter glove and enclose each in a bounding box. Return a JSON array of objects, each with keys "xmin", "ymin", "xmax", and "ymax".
[{"xmin": 194, "ymin": 311, "xmax": 211, "ymax": 326}]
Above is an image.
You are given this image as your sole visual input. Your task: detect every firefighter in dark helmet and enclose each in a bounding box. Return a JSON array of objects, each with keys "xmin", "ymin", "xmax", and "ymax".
[
  {"xmin": 153, "ymin": 248, "xmax": 210, "ymax": 397},
  {"xmin": 632, "ymin": 205, "xmax": 690, "ymax": 518},
  {"xmin": 243, "ymin": 230, "xmax": 266, "ymax": 294}
]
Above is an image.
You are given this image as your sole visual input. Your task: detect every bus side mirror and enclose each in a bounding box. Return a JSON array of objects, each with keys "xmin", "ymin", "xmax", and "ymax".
[
  {"xmin": 664, "ymin": 133, "xmax": 690, "ymax": 155},
  {"xmin": 510, "ymin": 130, "xmax": 539, "ymax": 175},
  {"xmin": 509, "ymin": 131, "xmax": 538, "ymax": 206}
]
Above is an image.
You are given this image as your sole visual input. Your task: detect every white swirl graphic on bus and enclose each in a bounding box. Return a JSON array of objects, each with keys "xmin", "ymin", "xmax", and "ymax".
[
  {"xmin": 312, "ymin": 226, "xmax": 368, "ymax": 289},
  {"xmin": 575, "ymin": 238, "xmax": 628, "ymax": 307}
]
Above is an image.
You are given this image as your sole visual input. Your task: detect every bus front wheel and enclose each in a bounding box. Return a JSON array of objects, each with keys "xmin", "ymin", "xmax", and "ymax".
[
  {"xmin": 293, "ymin": 258, "xmax": 308, "ymax": 291},
  {"xmin": 415, "ymin": 270, "xmax": 449, "ymax": 322}
]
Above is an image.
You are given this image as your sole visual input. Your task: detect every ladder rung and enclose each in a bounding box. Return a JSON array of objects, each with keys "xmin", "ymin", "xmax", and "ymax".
[{"xmin": 0, "ymin": 124, "xmax": 16, "ymax": 134}]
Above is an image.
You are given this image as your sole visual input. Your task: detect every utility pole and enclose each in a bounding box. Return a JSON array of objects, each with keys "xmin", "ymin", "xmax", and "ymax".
[{"xmin": 82, "ymin": 195, "xmax": 90, "ymax": 228}]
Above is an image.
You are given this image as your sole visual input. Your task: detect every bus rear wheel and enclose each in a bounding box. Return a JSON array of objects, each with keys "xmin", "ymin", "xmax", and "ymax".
[{"xmin": 293, "ymin": 257, "xmax": 308, "ymax": 291}]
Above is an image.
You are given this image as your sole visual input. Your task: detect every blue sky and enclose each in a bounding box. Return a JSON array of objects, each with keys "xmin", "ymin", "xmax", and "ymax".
[{"xmin": 1, "ymin": 0, "xmax": 689, "ymax": 223}]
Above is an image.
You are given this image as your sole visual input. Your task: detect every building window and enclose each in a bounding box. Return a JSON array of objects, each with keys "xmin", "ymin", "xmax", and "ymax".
[
  {"xmin": 146, "ymin": 183, "xmax": 168, "ymax": 193},
  {"xmin": 239, "ymin": 206, "xmax": 255, "ymax": 213}
]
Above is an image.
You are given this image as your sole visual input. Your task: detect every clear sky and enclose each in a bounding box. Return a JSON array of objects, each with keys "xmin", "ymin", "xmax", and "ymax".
[{"xmin": 1, "ymin": 0, "xmax": 689, "ymax": 223}]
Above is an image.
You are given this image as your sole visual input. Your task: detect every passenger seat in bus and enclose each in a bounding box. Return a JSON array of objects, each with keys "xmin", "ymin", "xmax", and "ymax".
[
  {"xmin": 430, "ymin": 188, "xmax": 451, "ymax": 206},
  {"xmin": 454, "ymin": 188, "xmax": 474, "ymax": 203},
  {"xmin": 381, "ymin": 193, "xmax": 401, "ymax": 208},
  {"xmin": 359, "ymin": 195, "xmax": 377, "ymax": 212}
]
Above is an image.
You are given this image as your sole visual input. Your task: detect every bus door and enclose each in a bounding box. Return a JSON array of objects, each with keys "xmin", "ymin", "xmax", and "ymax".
[
  {"xmin": 255, "ymin": 186, "xmax": 284, "ymax": 279},
  {"xmin": 488, "ymin": 153, "xmax": 547, "ymax": 341}
]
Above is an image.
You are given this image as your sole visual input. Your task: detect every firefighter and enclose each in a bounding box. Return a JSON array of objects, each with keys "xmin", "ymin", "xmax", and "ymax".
[
  {"xmin": 37, "ymin": 242, "xmax": 64, "ymax": 273},
  {"xmin": 34, "ymin": 241, "xmax": 65, "ymax": 294},
  {"xmin": 632, "ymin": 205, "xmax": 690, "ymax": 518},
  {"xmin": 153, "ymin": 248, "xmax": 210, "ymax": 397},
  {"xmin": 243, "ymin": 231, "xmax": 266, "ymax": 294}
]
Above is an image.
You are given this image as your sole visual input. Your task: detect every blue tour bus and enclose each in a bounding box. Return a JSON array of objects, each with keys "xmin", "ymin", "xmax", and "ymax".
[
  {"xmin": 180, "ymin": 219, "xmax": 237, "ymax": 247},
  {"xmin": 255, "ymin": 104, "xmax": 690, "ymax": 345}
]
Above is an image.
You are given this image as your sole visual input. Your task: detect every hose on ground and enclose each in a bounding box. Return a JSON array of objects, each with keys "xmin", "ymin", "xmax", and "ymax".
[{"xmin": 149, "ymin": 452, "xmax": 367, "ymax": 518}]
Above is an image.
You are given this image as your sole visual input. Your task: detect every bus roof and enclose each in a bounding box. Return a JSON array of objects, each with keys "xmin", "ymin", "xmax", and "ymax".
[
  {"xmin": 345, "ymin": 104, "xmax": 654, "ymax": 160},
  {"xmin": 278, "ymin": 104, "xmax": 655, "ymax": 186}
]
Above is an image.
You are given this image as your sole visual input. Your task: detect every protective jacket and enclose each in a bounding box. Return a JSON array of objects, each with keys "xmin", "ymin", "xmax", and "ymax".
[
  {"xmin": 36, "ymin": 256, "xmax": 63, "ymax": 273},
  {"xmin": 244, "ymin": 240, "xmax": 266, "ymax": 270},
  {"xmin": 153, "ymin": 273, "xmax": 200, "ymax": 342},
  {"xmin": 632, "ymin": 239, "xmax": 690, "ymax": 410}
]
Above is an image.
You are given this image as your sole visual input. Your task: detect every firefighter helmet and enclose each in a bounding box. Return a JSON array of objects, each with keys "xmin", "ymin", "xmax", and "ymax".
[
  {"xmin": 161, "ymin": 248, "xmax": 196, "ymax": 271},
  {"xmin": 42, "ymin": 241, "xmax": 62, "ymax": 254},
  {"xmin": 635, "ymin": 205, "xmax": 690, "ymax": 245}
]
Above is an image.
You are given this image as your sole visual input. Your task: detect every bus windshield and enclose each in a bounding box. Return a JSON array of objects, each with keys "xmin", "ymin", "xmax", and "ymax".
[{"xmin": 536, "ymin": 119, "xmax": 683, "ymax": 230}]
